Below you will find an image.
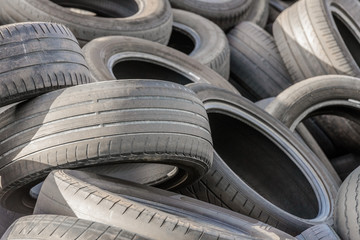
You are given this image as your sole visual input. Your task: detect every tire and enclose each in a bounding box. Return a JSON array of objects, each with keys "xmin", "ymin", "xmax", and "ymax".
[
  {"xmin": 168, "ymin": 9, "xmax": 230, "ymax": 79},
  {"xmin": 273, "ymin": 0, "xmax": 360, "ymax": 82},
  {"xmin": 0, "ymin": 22, "xmax": 92, "ymax": 108},
  {"xmin": 243, "ymin": 0, "xmax": 270, "ymax": 28},
  {"xmin": 34, "ymin": 170, "xmax": 251, "ymax": 240},
  {"xmin": 179, "ymin": 83, "xmax": 339, "ymax": 235},
  {"xmin": 1, "ymin": 215, "xmax": 150, "ymax": 240},
  {"xmin": 0, "ymin": 0, "xmax": 173, "ymax": 46},
  {"xmin": 296, "ymin": 224, "xmax": 340, "ymax": 240},
  {"xmin": 168, "ymin": 0, "xmax": 252, "ymax": 31},
  {"xmin": 82, "ymin": 36, "xmax": 238, "ymax": 94},
  {"xmin": 0, "ymin": 208, "xmax": 23, "ymax": 238},
  {"xmin": 227, "ymin": 21, "xmax": 291, "ymax": 100},
  {"xmin": 35, "ymin": 169, "xmax": 295, "ymax": 240},
  {"xmin": 334, "ymin": 166, "xmax": 360, "ymax": 240},
  {"xmin": 265, "ymin": 75, "xmax": 360, "ymax": 179},
  {"xmin": 0, "ymin": 80, "xmax": 213, "ymax": 214}
]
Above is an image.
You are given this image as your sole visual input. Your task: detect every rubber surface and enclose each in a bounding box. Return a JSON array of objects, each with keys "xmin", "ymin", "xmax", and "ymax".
[
  {"xmin": 0, "ymin": 80, "xmax": 213, "ymax": 214},
  {"xmin": 0, "ymin": 0, "xmax": 173, "ymax": 46},
  {"xmin": 178, "ymin": 83, "xmax": 339, "ymax": 235},
  {"xmin": 0, "ymin": 22, "xmax": 92, "ymax": 108}
]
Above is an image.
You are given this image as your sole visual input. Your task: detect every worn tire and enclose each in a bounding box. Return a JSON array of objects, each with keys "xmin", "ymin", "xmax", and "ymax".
[
  {"xmin": 168, "ymin": 9, "xmax": 230, "ymax": 79},
  {"xmin": 273, "ymin": 0, "xmax": 360, "ymax": 82},
  {"xmin": 179, "ymin": 83, "xmax": 339, "ymax": 235},
  {"xmin": 0, "ymin": 22, "xmax": 91, "ymax": 108},
  {"xmin": 0, "ymin": 80, "xmax": 213, "ymax": 214},
  {"xmin": 228, "ymin": 21, "xmax": 291, "ymax": 100},
  {"xmin": 82, "ymin": 36, "xmax": 238, "ymax": 94},
  {"xmin": 296, "ymin": 224, "xmax": 340, "ymax": 240},
  {"xmin": 265, "ymin": 75, "xmax": 360, "ymax": 172},
  {"xmin": 0, "ymin": 0, "xmax": 173, "ymax": 46},
  {"xmin": 0, "ymin": 208, "xmax": 23, "ymax": 238},
  {"xmin": 34, "ymin": 170, "xmax": 250, "ymax": 240},
  {"xmin": 334, "ymin": 166, "xmax": 360, "ymax": 240},
  {"xmin": 1, "ymin": 215, "xmax": 149, "ymax": 240},
  {"xmin": 35, "ymin": 169, "xmax": 295, "ymax": 240},
  {"xmin": 169, "ymin": 0, "xmax": 252, "ymax": 31}
]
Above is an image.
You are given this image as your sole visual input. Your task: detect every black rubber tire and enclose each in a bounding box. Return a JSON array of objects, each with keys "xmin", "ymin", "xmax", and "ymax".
[
  {"xmin": 82, "ymin": 36, "xmax": 238, "ymax": 94},
  {"xmin": 334, "ymin": 166, "xmax": 360, "ymax": 240},
  {"xmin": 0, "ymin": 80, "xmax": 213, "ymax": 214},
  {"xmin": 0, "ymin": 22, "xmax": 92, "ymax": 108},
  {"xmin": 0, "ymin": 0, "xmax": 173, "ymax": 46},
  {"xmin": 35, "ymin": 169, "xmax": 295, "ymax": 240},
  {"xmin": 1, "ymin": 215, "xmax": 149, "ymax": 240},
  {"xmin": 178, "ymin": 83, "xmax": 339, "ymax": 235},
  {"xmin": 34, "ymin": 170, "xmax": 250, "ymax": 240},
  {"xmin": 265, "ymin": 75, "xmax": 360, "ymax": 175},
  {"xmin": 0, "ymin": 208, "xmax": 23, "ymax": 238},
  {"xmin": 273, "ymin": 0, "xmax": 360, "ymax": 82},
  {"xmin": 168, "ymin": 0, "xmax": 252, "ymax": 31},
  {"xmin": 168, "ymin": 9, "xmax": 230, "ymax": 79},
  {"xmin": 228, "ymin": 21, "xmax": 291, "ymax": 100},
  {"xmin": 243, "ymin": 0, "xmax": 270, "ymax": 28},
  {"xmin": 296, "ymin": 224, "xmax": 340, "ymax": 240}
]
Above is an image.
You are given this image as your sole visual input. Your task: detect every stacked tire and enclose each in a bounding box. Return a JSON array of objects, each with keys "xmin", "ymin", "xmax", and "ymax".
[{"xmin": 0, "ymin": 0, "xmax": 360, "ymax": 240}]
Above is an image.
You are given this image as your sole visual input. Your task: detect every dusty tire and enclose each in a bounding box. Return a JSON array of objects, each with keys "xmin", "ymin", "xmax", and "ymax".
[
  {"xmin": 168, "ymin": 9, "xmax": 230, "ymax": 79},
  {"xmin": 334, "ymin": 166, "xmax": 360, "ymax": 240},
  {"xmin": 0, "ymin": 0, "xmax": 173, "ymax": 46},
  {"xmin": 0, "ymin": 80, "xmax": 213, "ymax": 214},
  {"xmin": 179, "ymin": 83, "xmax": 339, "ymax": 235},
  {"xmin": 82, "ymin": 36, "xmax": 238, "ymax": 94},
  {"xmin": 34, "ymin": 170, "xmax": 249, "ymax": 240},
  {"xmin": 265, "ymin": 75, "xmax": 360, "ymax": 168},
  {"xmin": 1, "ymin": 215, "xmax": 149, "ymax": 240},
  {"xmin": 273, "ymin": 0, "xmax": 360, "ymax": 82},
  {"xmin": 0, "ymin": 22, "xmax": 92, "ymax": 108},
  {"xmin": 169, "ymin": 0, "xmax": 252, "ymax": 31},
  {"xmin": 296, "ymin": 224, "xmax": 340, "ymax": 240},
  {"xmin": 35, "ymin": 169, "xmax": 295, "ymax": 240},
  {"xmin": 228, "ymin": 21, "xmax": 291, "ymax": 100}
]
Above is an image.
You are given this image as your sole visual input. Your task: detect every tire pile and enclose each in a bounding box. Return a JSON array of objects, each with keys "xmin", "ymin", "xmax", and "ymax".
[{"xmin": 0, "ymin": 0, "xmax": 360, "ymax": 239}]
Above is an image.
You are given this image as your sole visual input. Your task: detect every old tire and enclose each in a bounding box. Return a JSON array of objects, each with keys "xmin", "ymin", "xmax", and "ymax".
[
  {"xmin": 265, "ymin": 75, "xmax": 360, "ymax": 173},
  {"xmin": 0, "ymin": 0, "xmax": 173, "ymax": 46},
  {"xmin": 0, "ymin": 80, "xmax": 213, "ymax": 214},
  {"xmin": 0, "ymin": 22, "xmax": 92, "ymax": 108},
  {"xmin": 1, "ymin": 215, "xmax": 149, "ymax": 240},
  {"xmin": 34, "ymin": 170, "xmax": 249, "ymax": 240},
  {"xmin": 273, "ymin": 0, "xmax": 360, "ymax": 81},
  {"xmin": 179, "ymin": 83, "xmax": 339, "ymax": 235},
  {"xmin": 228, "ymin": 21, "xmax": 291, "ymax": 100},
  {"xmin": 82, "ymin": 36, "xmax": 238, "ymax": 94},
  {"xmin": 168, "ymin": 9, "xmax": 230, "ymax": 79},
  {"xmin": 296, "ymin": 224, "xmax": 340, "ymax": 240},
  {"xmin": 334, "ymin": 166, "xmax": 360, "ymax": 240},
  {"xmin": 168, "ymin": 0, "xmax": 252, "ymax": 31}
]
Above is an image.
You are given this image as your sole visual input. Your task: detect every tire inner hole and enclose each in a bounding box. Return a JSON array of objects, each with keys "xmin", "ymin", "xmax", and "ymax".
[
  {"xmin": 332, "ymin": 13, "xmax": 360, "ymax": 68},
  {"xmin": 168, "ymin": 27, "xmax": 196, "ymax": 55},
  {"xmin": 208, "ymin": 112, "xmax": 319, "ymax": 219},
  {"xmin": 112, "ymin": 60, "xmax": 192, "ymax": 85},
  {"xmin": 50, "ymin": 0, "xmax": 139, "ymax": 18}
]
